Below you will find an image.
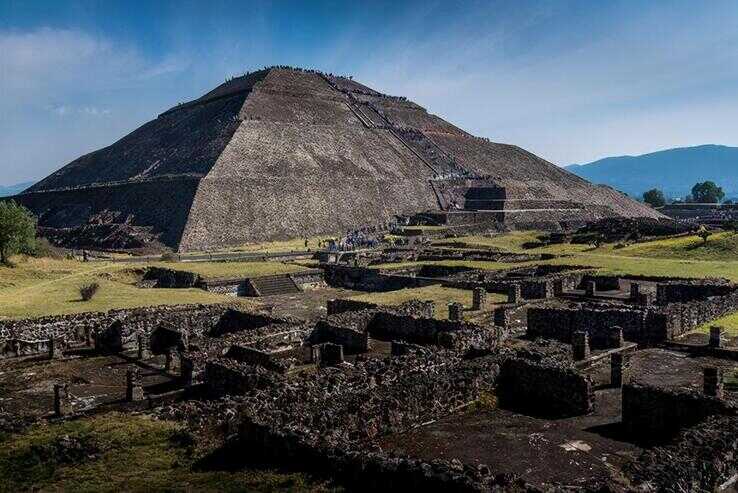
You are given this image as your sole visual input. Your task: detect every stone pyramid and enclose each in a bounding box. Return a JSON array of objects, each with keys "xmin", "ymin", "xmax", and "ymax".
[{"xmin": 16, "ymin": 67, "xmax": 661, "ymax": 252}]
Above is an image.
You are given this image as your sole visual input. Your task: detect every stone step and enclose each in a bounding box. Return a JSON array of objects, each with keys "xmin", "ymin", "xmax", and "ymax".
[{"xmin": 249, "ymin": 275, "xmax": 301, "ymax": 296}]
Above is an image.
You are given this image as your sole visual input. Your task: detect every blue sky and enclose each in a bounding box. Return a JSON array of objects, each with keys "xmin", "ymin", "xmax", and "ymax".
[{"xmin": 1, "ymin": 0, "xmax": 737, "ymax": 185}]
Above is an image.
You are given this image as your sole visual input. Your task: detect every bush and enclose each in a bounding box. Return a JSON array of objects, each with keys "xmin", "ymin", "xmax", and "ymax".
[
  {"xmin": 643, "ymin": 189, "xmax": 666, "ymax": 208},
  {"xmin": 0, "ymin": 201, "xmax": 37, "ymax": 266},
  {"xmin": 79, "ymin": 282, "xmax": 100, "ymax": 301}
]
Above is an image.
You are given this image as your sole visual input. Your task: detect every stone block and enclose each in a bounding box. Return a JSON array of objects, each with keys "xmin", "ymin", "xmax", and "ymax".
[
  {"xmin": 630, "ymin": 283, "xmax": 640, "ymax": 300},
  {"xmin": 472, "ymin": 287, "xmax": 487, "ymax": 311},
  {"xmin": 507, "ymin": 285, "xmax": 521, "ymax": 304},
  {"xmin": 126, "ymin": 369, "xmax": 144, "ymax": 402},
  {"xmin": 709, "ymin": 326, "xmax": 724, "ymax": 349},
  {"xmin": 320, "ymin": 343, "xmax": 344, "ymax": 366},
  {"xmin": 572, "ymin": 331, "xmax": 590, "ymax": 361},
  {"xmin": 611, "ymin": 353, "xmax": 625, "ymax": 387},
  {"xmin": 585, "ymin": 281, "xmax": 596, "ymax": 297},
  {"xmin": 448, "ymin": 302, "xmax": 464, "ymax": 321},
  {"xmin": 54, "ymin": 384, "xmax": 72, "ymax": 416},
  {"xmin": 703, "ymin": 367, "xmax": 723, "ymax": 399}
]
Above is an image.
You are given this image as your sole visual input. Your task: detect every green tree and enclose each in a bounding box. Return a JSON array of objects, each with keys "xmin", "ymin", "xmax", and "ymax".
[
  {"xmin": 642, "ymin": 188, "xmax": 666, "ymax": 208},
  {"xmin": 691, "ymin": 181, "xmax": 725, "ymax": 203},
  {"xmin": 0, "ymin": 201, "xmax": 37, "ymax": 265}
]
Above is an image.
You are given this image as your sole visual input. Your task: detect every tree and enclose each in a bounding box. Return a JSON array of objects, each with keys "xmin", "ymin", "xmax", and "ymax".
[
  {"xmin": 642, "ymin": 189, "xmax": 666, "ymax": 208},
  {"xmin": 0, "ymin": 201, "xmax": 37, "ymax": 265},
  {"xmin": 691, "ymin": 181, "xmax": 725, "ymax": 204}
]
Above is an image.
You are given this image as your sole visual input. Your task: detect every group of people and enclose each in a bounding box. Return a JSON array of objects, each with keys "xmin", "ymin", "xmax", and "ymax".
[{"xmin": 319, "ymin": 229, "xmax": 380, "ymax": 252}]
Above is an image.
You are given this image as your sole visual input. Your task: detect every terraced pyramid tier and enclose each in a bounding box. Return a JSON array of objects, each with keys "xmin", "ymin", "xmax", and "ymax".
[{"xmin": 15, "ymin": 67, "xmax": 662, "ymax": 252}]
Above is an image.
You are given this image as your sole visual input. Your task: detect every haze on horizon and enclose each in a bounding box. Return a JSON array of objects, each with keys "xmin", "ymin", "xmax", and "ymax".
[{"xmin": 1, "ymin": 0, "xmax": 737, "ymax": 186}]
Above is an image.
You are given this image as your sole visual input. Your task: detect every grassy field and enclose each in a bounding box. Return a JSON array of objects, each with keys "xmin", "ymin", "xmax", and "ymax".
[
  {"xmin": 696, "ymin": 312, "xmax": 738, "ymax": 336},
  {"xmin": 428, "ymin": 232, "xmax": 738, "ymax": 281},
  {"xmin": 350, "ymin": 285, "xmax": 506, "ymax": 319},
  {"xmin": 0, "ymin": 413, "xmax": 336, "ymax": 492},
  {"xmin": 150, "ymin": 260, "xmax": 309, "ymax": 279},
  {"xmin": 0, "ymin": 256, "xmax": 255, "ymax": 320},
  {"xmin": 613, "ymin": 232, "xmax": 738, "ymax": 261}
]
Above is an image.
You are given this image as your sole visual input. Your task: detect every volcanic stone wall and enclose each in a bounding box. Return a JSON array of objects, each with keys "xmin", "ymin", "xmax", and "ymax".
[
  {"xmin": 622, "ymin": 383, "xmax": 735, "ymax": 439},
  {"xmin": 656, "ymin": 281, "xmax": 735, "ymax": 303},
  {"xmin": 326, "ymin": 298, "xmax": 435, "ymax": 318},
  {"xmin": 0, "ymin": 304, "xmax": 232, "ymax": 351},
  {"xmin": 497, "ymin": 357, "xmax": 594, "ymax": 417},
  {"xmin": 143, "ymin": 267, "xmax": 202, "ymax": 288},
  {"xmin": 626, "ymin": 415, "xmax": 738, "ymax": 491},
  {"xmin": 660, "ymin": 290, "xmax": 738, "ymax": 339},
  {"xmin": 527, "ymin": 305, "xmax": 647, "ymax": 347},
  {"xmin": 310, "ymin": 319, "xmax": 370, "ymax": 353}
]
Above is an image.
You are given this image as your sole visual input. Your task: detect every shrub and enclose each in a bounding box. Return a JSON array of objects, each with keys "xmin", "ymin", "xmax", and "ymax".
[
  {"xmin": 0, "ymin": 201, "xmax": 37, "ymax": 266},
  {"xmin": 79, "ymin": 282, "xmax": 100, "ymax": 301},
  {"xmin": 161, "ymin": 253, "xmax": 179, "ymax": 263},
  {"xmin": 643, "ymin": 189, "xmax": 666, "ymax": 208}
]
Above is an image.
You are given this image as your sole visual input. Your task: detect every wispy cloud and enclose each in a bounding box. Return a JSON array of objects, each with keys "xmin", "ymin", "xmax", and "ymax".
[{"xmin": 0, "ymin": 27, "xmax": 189, "ymax": 105}]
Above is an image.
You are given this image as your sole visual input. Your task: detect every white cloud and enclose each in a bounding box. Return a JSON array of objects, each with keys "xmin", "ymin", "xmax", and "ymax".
[{"xmin": 0, "ymin": 28, "xmax": 188, "ymax": 105}]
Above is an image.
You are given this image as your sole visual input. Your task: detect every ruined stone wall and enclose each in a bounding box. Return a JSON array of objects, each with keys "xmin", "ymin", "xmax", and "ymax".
[
  {"xmin": 208, "ymin": 309, "xmax": 301, "ymax": 337},
  {"xmin": 326, "ymin": 299, "xmax": 379, "ymax": 315},
  {"xmin": 527, "ymin": 306, "xmax": 646, "ymax": 347},
  {"xmin": 325, "ymin": 298, "xmax": 434, "ymax": 318},
  {"xmin": 143, "ymin": 267, "xmax": 202, "ymax": 288},
  {"xmin": 621, "ymin": 383, "xmax": 734, "ymax": 439},
  {"xmin": 236, "ymin": 352, "xmax": 500, "ymax": 444},
  {"xmin": 497, "ymin": 357, "xmax": 594, "ymax": 417},
  {"xmin": 225, "ymin": 345, "xmax": 299, "ymax": 373},
  {"xmin": 310, "ymin": 320, "xmax": 369, "ymax": 353},
  {"xmin": 660, "ymin": 290, "xmax": 738, "ymax": 339},
  {"xmin": 0, "ymin": 304, "xmax": 233, "ymax": 351},
  {"xmin": 205, "ymin": 358, "xmax": 284, "ymax": 396},
  {"xmin": 656, "ymin": 281, "xmax": 735, "ymax": 304},
  {"xmin": 626, "ymin": 415, "xmax": 738, "ymax": 491}
]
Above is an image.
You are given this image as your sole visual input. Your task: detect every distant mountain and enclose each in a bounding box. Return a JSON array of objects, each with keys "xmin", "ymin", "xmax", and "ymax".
[
  {"xmin": 565, "ymin": 145, "xmax": 738, "ymax": 200},
  {"xmin": 0, "ymin": 181, "xmax": 34, "ymax": 197}
]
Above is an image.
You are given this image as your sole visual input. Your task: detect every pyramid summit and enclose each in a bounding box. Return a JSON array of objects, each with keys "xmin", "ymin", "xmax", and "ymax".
[{"xmin": 15, "ymin": 66, "xmax": 661, "ymax": 252}]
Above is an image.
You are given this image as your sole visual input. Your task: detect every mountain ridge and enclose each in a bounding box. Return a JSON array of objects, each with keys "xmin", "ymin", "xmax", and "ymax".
[
  {"xmin": 0, "ymin": 181, "xmax": 35, "ymax": 198},
  {"xmin": 565, "ymin": 144, "xmax": 738, "ymax": 199}
]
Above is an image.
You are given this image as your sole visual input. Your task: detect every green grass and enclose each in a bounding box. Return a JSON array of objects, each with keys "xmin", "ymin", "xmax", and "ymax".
[
  {"xmin": 695, "ymin": 311, "xmax": 738, "ymax": 336},
  {"xmin": 434, "ymin": 231, "xmax": 544, "ymax": 253},
  {"xmin": 151, "ymin": 260, "xmax": 309, "ymax": 280},
  {"xmin": 0, "ymin": 256, "xmax": 254, "ymax": 320},
  {"xmin": 428, "ymin": 231, "xmax": 738, "ymax": 281},
  {"xmin": 611, "ymin": 232, "xmax": 738, "ymax": 261},
  {"xmin": 350, "ymin": 285, "xmax": 506, "ymax": 319},
  {"xmin": 0, "ymin": 413, "xmax": 336, "ymax": 492}
]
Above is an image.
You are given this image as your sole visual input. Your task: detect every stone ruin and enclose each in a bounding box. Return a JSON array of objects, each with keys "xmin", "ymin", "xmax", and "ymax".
[{"xmin": 3, "ymin": 262, "xmax": 738, "ymax": 490}]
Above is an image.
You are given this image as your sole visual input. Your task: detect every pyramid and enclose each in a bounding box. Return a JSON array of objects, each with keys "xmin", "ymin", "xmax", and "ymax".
[{"xmin": 16, "ymin": 67, "xmax": 662, "ymax": 252}]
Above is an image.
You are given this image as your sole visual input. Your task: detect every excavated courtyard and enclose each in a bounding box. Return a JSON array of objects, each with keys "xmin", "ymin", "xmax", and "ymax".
[{"xmin": 2, "ymin": 229, "xmax": 738, "ymax": 491}]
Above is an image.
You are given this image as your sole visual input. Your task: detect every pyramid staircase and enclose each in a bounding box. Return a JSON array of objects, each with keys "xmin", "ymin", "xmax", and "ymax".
[{"xmin": 247, "ymin": 274, "xmax": 301, "ymax": 296}]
